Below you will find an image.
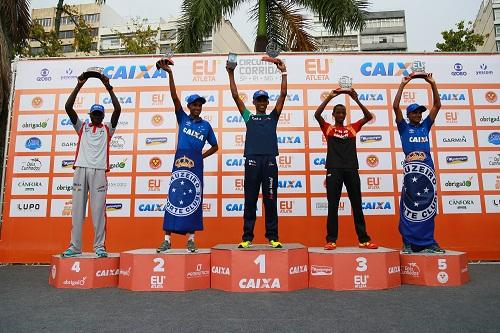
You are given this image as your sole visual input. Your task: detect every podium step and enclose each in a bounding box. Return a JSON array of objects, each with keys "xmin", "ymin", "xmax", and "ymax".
[
  {"xmin": 308, "ymin": 247, "xmax": 401, "ymax": 290},
  {"xmin": 211, "ymin": 243, "xmax": 308, "ymax": 292},
  {"xmin": 48, "ymin": 253, "xmax": 120, "ymax": 289},
  {"xmin": 118, "ymin": 249, "xmax": 211, "ymax": 291},
  {"xmin": 400, "ymin": 250, "xmax": 470, "ymax": 286}
]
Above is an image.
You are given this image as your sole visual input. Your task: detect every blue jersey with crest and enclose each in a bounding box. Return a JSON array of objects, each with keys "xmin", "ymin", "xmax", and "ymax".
[{"xmin": 176, "ymin": 108, "xmax": 217, "ymax": 151}]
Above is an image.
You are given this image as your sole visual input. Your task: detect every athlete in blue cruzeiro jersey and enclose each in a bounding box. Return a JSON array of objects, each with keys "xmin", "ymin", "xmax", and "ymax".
[
  {"xmin": 155, "ymin": 59, "xmax": 218, "ymax": 253},
  {"xmin": 393, "ymin": 73, "xmax": 444, "ymax": 254}
]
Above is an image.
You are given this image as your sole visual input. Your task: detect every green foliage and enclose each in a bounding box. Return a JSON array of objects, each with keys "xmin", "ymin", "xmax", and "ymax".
[
  {"xmin": 436, "ymin": 21, "xmax": 488, "ymax": 52},
  {"xmin": 111, "ymin": 18, "xmax": 159, "ymax": 55}
]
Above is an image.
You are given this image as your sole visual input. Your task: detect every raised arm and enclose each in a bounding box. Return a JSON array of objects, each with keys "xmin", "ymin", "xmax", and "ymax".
[
  {"xmin": 100, "ymin": 74, "xmax": 121, "ymax": 128},
  {"xmin": 226, "ymin": 62, "xmax": 246, "ymax": 115},
  {"xmin": 157, "ymin": 59, "xmax": 182, "ymax": 111},
  {"xmin": 349, "ymin": 89, "xmax": 372, "ymax": 126},
  {"xmin": 425, "ymin": 74, "xmax": 441, "ymax": 122},
  {"xmin": 274, "ymin": 61, "xmax": 287, "ymax": 117},
  {"xmin": 314, "ymin": 89, "xmax": 340, "ymax": 127},
  {"xmin": 393, "ymin": 76, "xmax": 412, "ymax": 123},
  {"xmin": 64, "ymin": 74, "xmax": 87, "ymax": 125}
]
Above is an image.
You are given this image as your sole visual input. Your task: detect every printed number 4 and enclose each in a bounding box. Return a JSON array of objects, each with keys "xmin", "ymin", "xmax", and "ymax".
[
  {"xmin": 153, "ymin": 258, "xmax": 165, "ymax": 272},
  {"xmin": 71, "ymin": 261, "xmax": 80, "ymax": 273}
]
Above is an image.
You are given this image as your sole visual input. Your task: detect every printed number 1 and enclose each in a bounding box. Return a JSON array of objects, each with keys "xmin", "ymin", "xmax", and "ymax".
[
  {"xmin": 254, "ymin": 254, "xmax": 266, "ymax": 274},
  {"xmin": 71, "ymin": 261, "xmax": 80, "ymax": 273},
  {"xmin": 153, "ymin": 258, "xmax": 165, "ymax": 272}
]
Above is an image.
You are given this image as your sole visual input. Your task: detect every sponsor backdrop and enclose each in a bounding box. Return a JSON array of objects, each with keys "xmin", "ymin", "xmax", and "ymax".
[{"xmin": 1, "ymin": 53, "xmax": 499, "ymax": 262}]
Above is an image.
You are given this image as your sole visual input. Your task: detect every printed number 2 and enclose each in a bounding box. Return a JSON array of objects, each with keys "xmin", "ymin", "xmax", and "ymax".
[
  {"xmin": 254, "ymin": 254, "xmax": 266, "ymax": 274},
  {"xmin": 71, "ymin": 261, "xmax": 80, "ymax": 273},
  {"xmin": 153, "ymin": 258, "xmax": 165, "ymax": 272},
  {"xmin": 438, "ymin": 259, "xmax": 447, "ymax": 270},
  {"xmin": 356, "ymin": 257, "xmax": 368, "ymax": 272}
]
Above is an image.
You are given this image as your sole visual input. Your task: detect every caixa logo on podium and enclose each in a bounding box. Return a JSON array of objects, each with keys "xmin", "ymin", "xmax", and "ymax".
[{"xmin": 360, "ymin": 62, "xmax": 411, "ymax": 76}]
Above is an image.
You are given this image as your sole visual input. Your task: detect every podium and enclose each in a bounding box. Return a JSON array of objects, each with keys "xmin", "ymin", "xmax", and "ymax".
[
  {"xmin": 118, "ymin": 249, "xmax": 211, "ymax": 291},
  {"xmin": 308, "ymin": 247, "xmax": 401, "ymax": 291},
  {"xmin": 211, "ymin": 243, "xmax": 308, "ymax": 292},
  {"xmin": 49, "ymin": 253, "xmax": 120, "ymax": 289},
  {"xmin": 400, "ymin": 251, "xmax": 469, "ymax": 286}
]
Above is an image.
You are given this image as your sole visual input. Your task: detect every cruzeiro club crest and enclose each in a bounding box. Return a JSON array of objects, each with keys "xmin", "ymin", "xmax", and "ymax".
[
  {"xmin": 402, "ymin": 161, "xmax": 437, "ymax": 222},
  {"xmin": 165, "ymin": 170, "xmax": 202, "ymax": 217}
]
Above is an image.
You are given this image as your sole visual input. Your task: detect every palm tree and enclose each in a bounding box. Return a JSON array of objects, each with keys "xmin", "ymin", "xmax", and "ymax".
[
  {"xmin": 177, "ymin": 0, "xmax": 370, "ymax": 52},
  {"xmin": 55, "ymin": 0, "xmax": 106, "ymax": 35},
  {"xmin": 0, "ymin": 0, "xmax": 31, "ymax": 185}
]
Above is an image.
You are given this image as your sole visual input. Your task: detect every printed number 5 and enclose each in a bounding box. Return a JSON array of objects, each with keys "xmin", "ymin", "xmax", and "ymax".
[{"xmin": 438, "ymin": 259, "xmax": 447, "ymax": 270}]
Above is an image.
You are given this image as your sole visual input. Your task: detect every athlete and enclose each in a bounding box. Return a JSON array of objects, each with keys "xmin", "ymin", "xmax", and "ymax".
[
  {"xmin": 315, "ymin": 88, "xmax": 378, "ymax": 250},
  {"xmin": 393, "ymin": 74, "xmax": 444, "ymax": 254},
  {"xmin": 156, "ymin": 59, "xmax": 218, "ymax": 253},
  {"xmin": 226, "ymin": 58, "xmax": 287, "ymax": 249},
  {"xmin": 61, "ymin": 73, "xmax": 121, "ymax": 258}
]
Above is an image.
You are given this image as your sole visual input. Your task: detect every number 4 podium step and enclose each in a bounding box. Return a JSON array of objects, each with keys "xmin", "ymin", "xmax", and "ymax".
[{"xmin": 48, "ymin": 253, "xmax": 120, "ymax": 289}]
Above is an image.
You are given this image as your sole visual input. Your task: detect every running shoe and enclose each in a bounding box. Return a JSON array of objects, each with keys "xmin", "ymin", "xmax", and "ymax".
[
  {"xmin": 187, "ymin": 239, "xmax": 198, "ymax": 253},
  {"xmin": 96, "ymin": 249, "xmax": 108, "ymax": 258},
  {"xmin": 324, "ymin": 242, "xmax": 337, "ymax": 250},
  {"xmin": 359, "ymin": 241, "xmax": 379, "ymax": 249},
  {"xmin": 238, "ymin": 241, "xmax": 253, "ymax": 248},
  {"xmin": 60, "ymin": 248, "xmax": 81, "ymax": 258},
  {"xmin": 269, "ymin": 240, "xmax": 283, "ymax": 248},
  {"xmin": 156, "ymin": 240, "xmax": 171, "ymax": 253}
]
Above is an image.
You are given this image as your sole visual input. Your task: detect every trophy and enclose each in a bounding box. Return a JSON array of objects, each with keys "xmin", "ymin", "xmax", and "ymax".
[
  {"xmin": 82, "ymin": 66, "xmax": 104, "ymax": 79},
  {"xmin": 227, "ymin": 52, "xmax": 237, "ymax": 70},
  {"xmin": 338, "ymin": 75, "xmax": 353, "ymax": 93},
  {"xmin": 409, "ymin": 60, "xmax": 428, "ymax": 78},
  {"xmin": 261, "ymin": 41, "xmax": 282, "ymax": 64},
  {"xmin": 156, "ymin": 49, "xmax": 174, "ymax": 70}
]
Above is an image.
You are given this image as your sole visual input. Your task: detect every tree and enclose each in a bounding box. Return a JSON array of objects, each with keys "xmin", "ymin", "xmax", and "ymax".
[
  {"xmin": 54, "ymin": 0, "xmax": 106, "ymax": 36},
  {"xmin": 176, "ymin": 0, "xmax": 370, "ymax": 53},
  {"xmin": 18, "ymin": 5, "xmax": 95, "ymax": 57},
  {"xmin": 436, "ymin": 21, "xmax": 488, "ymax": 52},
  {"xmin": 111, "ymin": 18, "xmax": 159, "ymax": 55},
  {"xmin": 0, "ymin": 0, "xmax": 31, "ymax": 192}
]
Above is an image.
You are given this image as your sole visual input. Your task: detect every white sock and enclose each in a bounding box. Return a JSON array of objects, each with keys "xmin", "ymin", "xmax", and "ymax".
[
  {"xmin": 188, "ymin": 233, "xmax": 195, "ymax": 241},
  {"xmin": 164, "ymin": 234, "xmax": 171, "ymax": 241}
]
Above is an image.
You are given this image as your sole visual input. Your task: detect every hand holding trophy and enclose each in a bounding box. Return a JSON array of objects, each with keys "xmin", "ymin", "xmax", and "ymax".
[
  {"xmin": 338, "ymin": 75, "xmax": 354, "ymax": 93},
  {"xmin": 409, "ymin": 60, "xmax": 429, "ymax": 79},
  {"xmin": 261, "ymin": 41, "xmax": 283, "ymax": 65},
  {"xmin": 156, "ymin": 50, "xmax": 174, "ymax": 71}
]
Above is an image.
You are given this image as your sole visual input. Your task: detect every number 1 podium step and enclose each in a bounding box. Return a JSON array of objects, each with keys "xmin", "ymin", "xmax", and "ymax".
[
  {"xmin": 211, "ymin": 243, "xmax": 308, "ymax": 292},
  {"xmin": 400, "ymin": 250, "xmax": 469, "ymax": 286},
  {"xmin": 118, "ymin": 249, "xmax": 211, "ymax": 291},
  {"xmin": 49, "ymin": 253, "xmax": 120, "ymax": 289},
  {"xmin": 308, "ymin": 247, "xmax": 401, "ymax": 291}
]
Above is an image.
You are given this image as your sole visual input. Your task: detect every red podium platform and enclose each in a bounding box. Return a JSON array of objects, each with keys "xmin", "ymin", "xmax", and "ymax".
[
  {"xmin": 118, "ymin": 249, "xmax": 211, "ymax": 291},
  {"xmin": 308, "ymin": 247, "xmax": 401, "ymax": 291},
  {"xmin": 400, "ymin": 251, "xmax": 469, "ymax": 286},
  {"xmin": 211, "ymin": 243, "xmax": 308, "ymax": 292},
  {"xmin": 48, "ymin": 253, "xmax": 120, "ymax": 289}
]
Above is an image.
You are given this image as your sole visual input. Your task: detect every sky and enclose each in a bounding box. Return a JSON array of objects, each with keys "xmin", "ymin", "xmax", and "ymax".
[{"xmin": 31, "ymin": 0, "xmax": 486, "ymax": 52}]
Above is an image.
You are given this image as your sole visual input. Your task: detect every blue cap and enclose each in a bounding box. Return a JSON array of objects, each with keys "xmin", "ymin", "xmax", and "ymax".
[
  {"xmin": 406, "ymin": 103, "xmax": 427, "ymax": 114},
  {"xmin": 253, "ymin": 90, "xmax": 269, "ymax": 100},
  {"xmin": 89, "ymin": 104, "xmax": 105, "ymax": 114},
  {"xmin": 186, "ymin": 94, "xmax": 206, "ymax": 105}
]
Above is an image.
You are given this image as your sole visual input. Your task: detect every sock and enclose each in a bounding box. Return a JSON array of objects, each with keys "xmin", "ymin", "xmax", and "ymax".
[
  {"xmin": 188, "ymin": 233, "xmax": 195, "ymax": 241},
  {"xmin": 164, "ymin": 234, "xmax": 171, "ymax": 241}
]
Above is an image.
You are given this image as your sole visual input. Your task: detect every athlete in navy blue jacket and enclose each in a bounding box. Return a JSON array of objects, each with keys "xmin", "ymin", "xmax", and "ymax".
[{"xmin": 226, "ymin": 59, "xmax": 287, "ymax": 248}]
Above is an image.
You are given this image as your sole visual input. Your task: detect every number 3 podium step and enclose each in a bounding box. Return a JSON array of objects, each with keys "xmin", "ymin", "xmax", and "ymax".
[{"xmin": 308, "ymin": 247, "xmax": 401, "ymax": 291}]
